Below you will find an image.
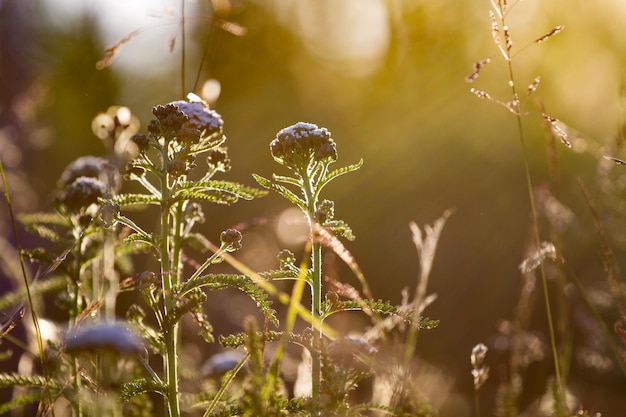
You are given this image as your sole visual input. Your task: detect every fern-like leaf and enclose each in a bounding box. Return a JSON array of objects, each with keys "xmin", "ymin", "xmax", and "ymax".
[
  {"xmin": 180, "ymin": 274, "xmax": 277, "ymax": 326},
  {"xmin": 0, "ymin": 390, "xmax": 45, "ymax": 415},
  {"xmin": 170, "ymin": 190, "xmax": 239, "ymax": 205},
  {"xmin": 110, "ymin": 193, "xmax": 160, "ymax": 207},
  {"xmin": 177, "ymin": 180, "xmax": 267, "ymax": 200},
  {"xmin": 252, "ymin": 174, "xmax": 306, "ymax": 212},
  {"xmin": 19, "ymin": 212, "xmax": 68, "ymax": 227},
  {"xmin": 0, "ymin": 276, "xmax": 66, "ymax": 312},
  {"xmin": 0, "ymin": 373, "xmax": 57, "ymax": 388},
  {"xmin": 120, "ymin": 378, "xmax": 167, "ymax": 402},
  {"xmin": 318, "ymin": 159, "xmax": 363, "ymax": 191}
]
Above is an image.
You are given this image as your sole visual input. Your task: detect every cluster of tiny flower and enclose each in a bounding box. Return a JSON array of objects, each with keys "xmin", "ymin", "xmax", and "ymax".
[
  {"xmin": 128, "ymin": 100, "xmax": 226, "ymax": 180},
  {"xmin": 269, "ymin": 122, "xmax": 337, "ymax": 170},
  {"xmin": 58, "ymin": 156, "xmax": 117, "ymax": 215}
]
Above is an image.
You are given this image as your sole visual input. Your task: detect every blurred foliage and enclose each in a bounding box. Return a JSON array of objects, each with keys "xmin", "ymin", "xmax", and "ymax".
[{"xmin": 2, "ymin": 0, "xmax": 626, "ymax": 415}]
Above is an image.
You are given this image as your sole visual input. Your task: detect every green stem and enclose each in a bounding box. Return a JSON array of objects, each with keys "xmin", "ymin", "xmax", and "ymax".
[
  {"xmin": 311, "ymin": 238, "xmax": 322, "ymax": 405},
  {"xmin": 505, "ymin": 54, "xmax": 564, "ymax": 402},
  {"xmin": 160, "ymin": 161, "xmax": 180, "ymax": 417}
]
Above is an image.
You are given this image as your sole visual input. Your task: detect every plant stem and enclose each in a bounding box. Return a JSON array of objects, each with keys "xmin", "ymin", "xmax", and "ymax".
[
  {"xmin": 302, "ymin": 166, "xmax": 322, "ymax": 412},
  {"xmin": 311, "ymin": 238, "xmax": 322, "ymax": 405},
  {"xmin": 505, "ymin": 56, "xmax": 564, "ymax": 402},
  {"xmin": 160, "ymin": 161, "xmax": 180, "ymax": 417}
]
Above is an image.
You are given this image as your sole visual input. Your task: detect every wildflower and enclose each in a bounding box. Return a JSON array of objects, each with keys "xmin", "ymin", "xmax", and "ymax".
[
  {"xmin": 152, "ymin": 103, "xmax": 188, "ymax": 134},
  {"xmin": 65, "ymin": 322, "xmax": 143, "ymax": 355},
  {"xmin": 220, "ymin": 228, "xmax": 242, "ymax": 252},
  {"xmin": 61, "ymin": 176, "xmax": 107, "ymax": 213},
  {"xmin": 59, "ymin": 156, "xmax": 115, "ymax": 189},
  {"xmin": 270, "ymin": 122, "xmax": 337, "ymax": 170},
  {"xmin": 171, "ymin": 100, "xmax": 223, "ymax": 139},
  {"xmin": 177, "ymin": 126, "xmax": 201, "ymax": 145},
  {"xmin": 131, "ymin": 133, "xmax": 150, "ymax": 151}
]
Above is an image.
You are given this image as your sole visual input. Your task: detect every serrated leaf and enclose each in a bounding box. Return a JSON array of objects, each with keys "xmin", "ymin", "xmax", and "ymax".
[
  {"xmin": 323, "ymin": 219, "xmax": 355, "ymax": 241},
  {"xmin": 123, "ymin": 232, "xmax": 157, "ymax": 248},
  {"xmin": 322, "ymin": 298, "xmax": 401, "ymax": 319},
  {"xmin": 271, "ymin": 174, "xmax": 302, "ymax": 188},
  {"xmin": 252, "ymin": 174, "xmax": 306, "ymax": 211},
  {"xmin": 19, "ymin": 212, "xmax": 68, "ymax": 227},
  {"xmin": 120, "ymin": 378, "xmax": 167, "ymax": 402},
  {"xmin": 318, "ymin": 159, "xmax": 363, "ymax": 190},
  {"xmin": 178, "ymin": 180, "xmax": 267, "ymax": 200},
  {"xmin": 111, "ymin": 193, "xmax": 160, "ymax": 207},
  {"xmin": 0, "ymin": 276, "xmax": 66, "ymax": 311},
  {"xmin": 20, "ymin": 223, "xmax": 66, "ymax": 243},
  {"xmin": 180, "ymin": 274, "xmax": 277, "ymax": 326},
  {"xmin": 170, "ymin": 190, "xmax": 239, "ymax": 205}
]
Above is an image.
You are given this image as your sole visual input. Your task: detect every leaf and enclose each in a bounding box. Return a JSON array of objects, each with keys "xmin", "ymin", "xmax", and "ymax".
[
  {"xmin": 0, "ymin": 373, "xmax": 57, "ymax": 389},
  {"xmin": 19, "ymin": 212, "xmax": 68, "ymax": 227},
  {"xmin": 180, "ymin": 274, "xmax": 277, "ymax": 326},
  {"xmin": 0, "ymin": 276, "xmax": 66, "ymax": 312},
  {"xmin": 0, "ymin": 390, "xmax": 46, "ymax": 415},
  {"xmin": 177, "ymin": 180, "xmax": 268, "ymax": 200},
  {"xmin": 271, "ymin": 174, "xmax": 302, "ymax": 188},
  {"xmin": 252, "ymin": 174, "xmax": 307, "ymax": 211},
  {"xmin": 111, "ymin": 193, "xmax": 160, "ymax": 207},
  {"xmin": 120, "ymin": 378, "xmax": 167, "ymax": 402},
  {"xmin": 317, "ymin": 159, "xmax": 363, "ymax": 191},
  {"xmin": 322, "ymin": 298, "xmax": 401, "ymax": 319},
  {"xmin": 170, "ymin": 189, "xmax": 239, "ymax": 205}
]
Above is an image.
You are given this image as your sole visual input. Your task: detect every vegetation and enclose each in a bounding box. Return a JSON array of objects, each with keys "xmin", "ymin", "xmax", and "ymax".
[{"xmin": 0, "ymin": 0, "xmax": 625, "ymax": 416}]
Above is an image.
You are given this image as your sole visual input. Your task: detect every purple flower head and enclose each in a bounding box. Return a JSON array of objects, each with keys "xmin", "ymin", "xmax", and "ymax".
[
  {"xmin": 171, "ymin": 100, "xmax": 223, "ymax": 139},
  {"xmin": 61, "ymin": 176, "xmax": 107, "ymax": 213},
  {"xmin": 270, "ymin": 122, "xmax": 337, "ymax": 169}
]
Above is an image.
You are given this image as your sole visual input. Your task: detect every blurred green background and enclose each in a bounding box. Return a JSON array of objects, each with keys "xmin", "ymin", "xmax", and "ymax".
[{"xmin": 2, "ymin": 0, "xmax": 626, "ymax": 415}]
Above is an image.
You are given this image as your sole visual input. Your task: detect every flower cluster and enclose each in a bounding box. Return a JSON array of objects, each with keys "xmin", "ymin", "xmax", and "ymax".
[
  {"xmin": 170, "ymin": 100, "xmax": 223, "ymax": 139},
  {"xmin": 58, "ymin": 156, "xmax": 116, "ymax": 214},
  {"xmin": 128, "ymin": 99, "xmax": 228, "ymax": 183},
  {"xmin": 269, "ymin": 122, "xmax": 337, "ymax": 170}
]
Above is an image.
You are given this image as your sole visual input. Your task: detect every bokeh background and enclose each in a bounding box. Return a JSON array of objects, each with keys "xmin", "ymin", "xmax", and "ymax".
[{"xmin": 2, "ymin": 0, "xmax": 626, "ymax": 415}]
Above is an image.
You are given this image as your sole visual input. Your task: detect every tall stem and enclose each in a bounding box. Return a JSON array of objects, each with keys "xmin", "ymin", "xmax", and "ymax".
[
  {"xmin": 311, "ymin": 239, "xmax": 322, "ymax": 404},
  {"xmin": 505, "ymin": 50, "xmax": 563, "ymax": 402},
  {"xmin": 302, "ymin": 168, "xmax": 322, "ymax": 411},
  {"xmin": 160, "ymin": 163, "xmax": 180, "ymax": 417}
]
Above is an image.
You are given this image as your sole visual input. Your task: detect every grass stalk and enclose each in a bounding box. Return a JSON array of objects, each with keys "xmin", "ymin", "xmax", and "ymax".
[
  {"xmin": 0, "ymin": 159, "xmax": 53, "ymax": 415},
  {"xmin": 504, "ymin": 52, "xmax": 564, "ymax": 407}
]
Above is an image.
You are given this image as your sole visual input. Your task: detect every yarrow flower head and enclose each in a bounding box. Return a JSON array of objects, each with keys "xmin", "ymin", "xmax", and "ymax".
[
  {"xmin": 171, "ymin": 100, "xmax": 223, "ymax": 139},
  {"xmin": 152, "ymin": 104, "xmax": 188, "ymax": 135},
  {"xmin": 61, "ymin": 176, "xmax": 107, "ymax": 213},
  {"xmin": 59, "ymin": 156, "xmax": 117, "ymax": 190},
  {"xmin": 270, "ymin": 122, "xmax": 337, "ymax": 170}
]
